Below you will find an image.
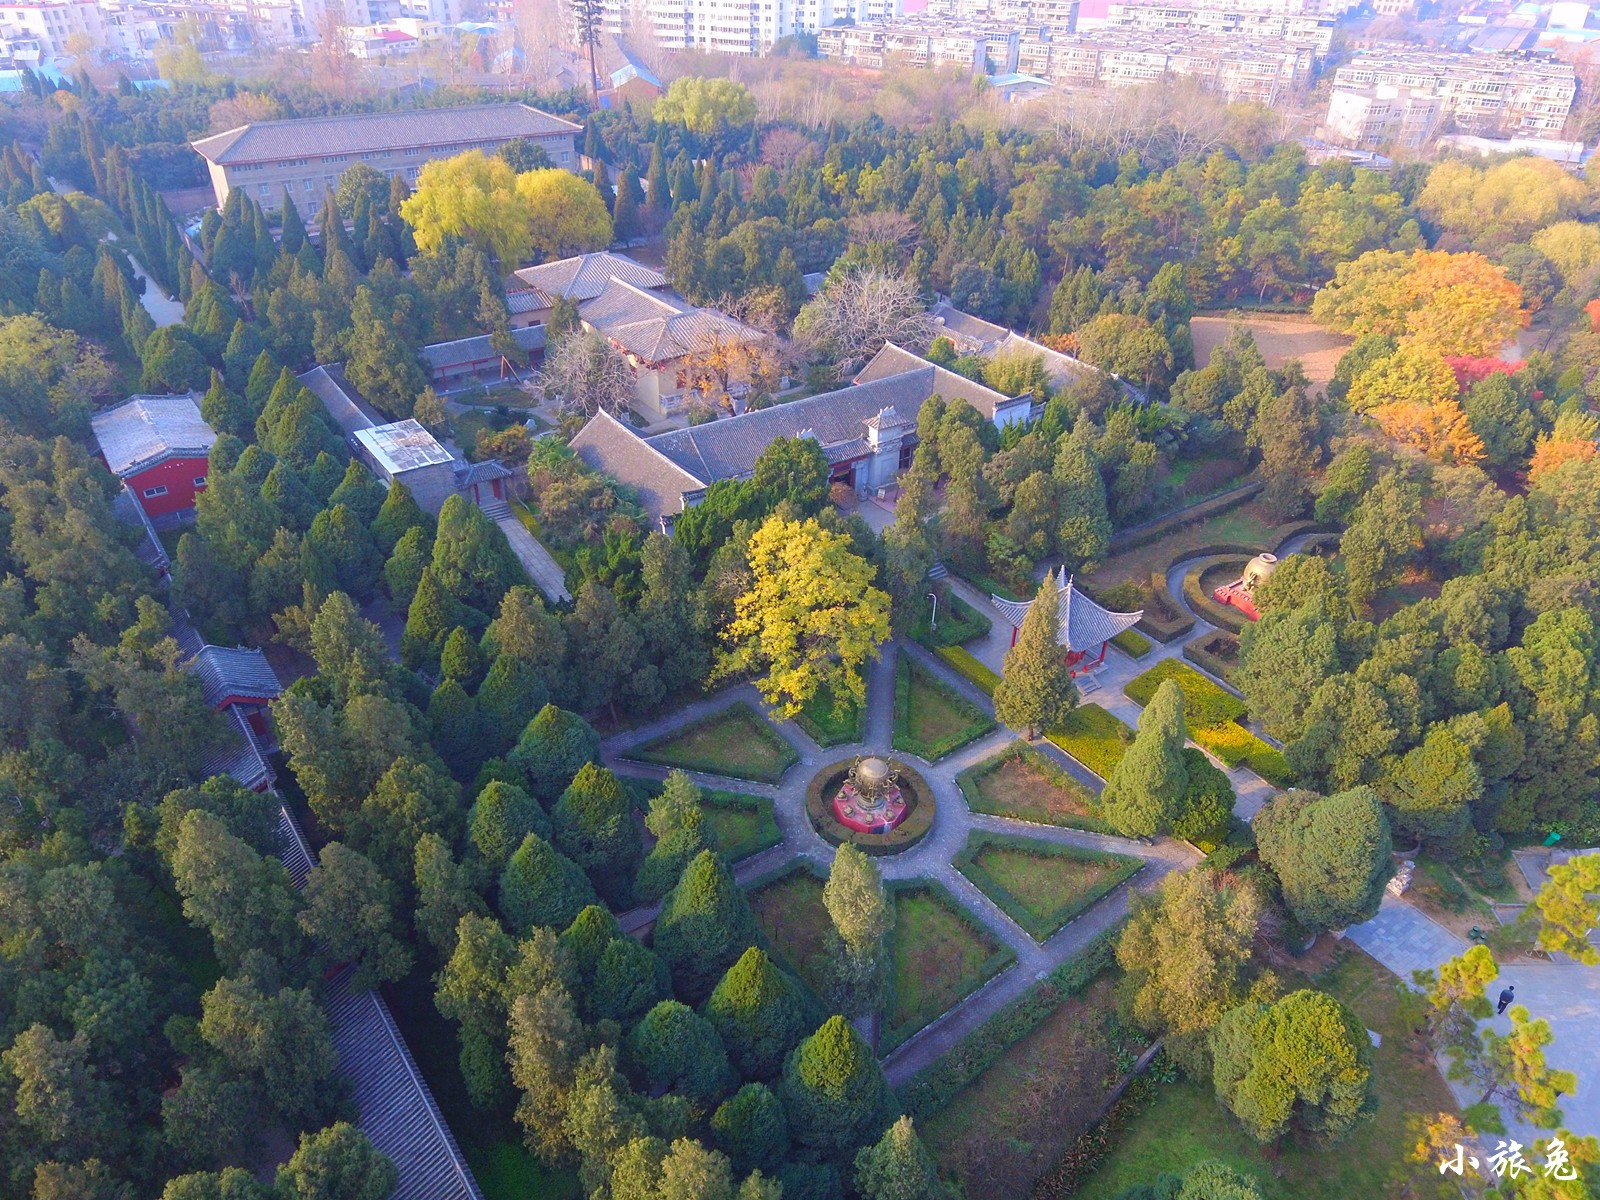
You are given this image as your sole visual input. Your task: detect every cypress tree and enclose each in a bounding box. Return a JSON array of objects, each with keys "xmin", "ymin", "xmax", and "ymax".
[
  {"xmin": 202, "ymin": 369, "xmax": 252, "ymax": 440},
  {"xmin": 704, "ymin": 947, "xmax": 814, "ymax": 1081},
  {"xmin": 646, "ymin": 140, "xmax": 669, "ymax": 218},
  {"xmin": 244, "ymin": 350, "xmax": 281, "ymax": 414},
  {"xmin": 653, "ymin": 849, "xmax": 758, "ymax": 1003},
  {"xmin": 627, "ymin": 1000, "xmax": 730, "ymax": 1102},
  {"xmin": 427, "ymin": 678, "xmax": 484, "ymax": 780},
  {"xmin": 593, "ymin": 936, "xmax": 669, "ymax": 1026},
  {"xmin": 384, "ymin": 525, "xmax": 433, "ymax": 608},
  {"xmin": 402, "ymin": 566, "xmax": 464, "ymax": 671},
  {"xmin": 559, "ymin": 904, "xmax": 619, "ymax": 995},
  {"xmin": 440, "ymin": 626, "xmax": 486, "ymax": 688},
  {"xmin": 477, "ymin": 655, "xmax": 550, "ymax": 752},
  {"xmin": 1100, "ymin": 678, "xmax": 1189, "ymax": 838},
  {"xmin": 551, "ymin": 763, "xmax": 641, "ymax": 905},
  {"xmin": 469, "ymin": 779, "xmax": 550, "ymax": 868},
  {"xmin": 634, "ymin": 771, "xmax": 715, "ymax": 904},
  {"xmin": 1255, "ymin": 786, "xmax": 1393, "ymax": 933},
  {"xmin": 507, "ymin": 703, "xmax": 601, "ymax": 803},
  {"xmin": 498, "ymin": 833, "xmax": 596, "ymax": 934},
  {"xmin": 993, "ymin": 568, "xmax": 1078, "ymax": 739},
  {"xmin": 328, "ymin": 458, "xmax": 387, "ymax": 525},
  {"xmin": 306, "ymin": 450, "xmax": 346, "ymax": 505},
  {"xmin": 431, "ymin": 494, "xmax": 522, "ymax": 614},
  {"xmin": 280, "ymin": 190, "xmax": 308, "ymax": 256},
  {"xmin": 612, "ymin": 165, "xmax": 641, "ymax": 243},
  {"xmin": 1053, "ymin": 421, "xmax": 1112, "ymax": 573},
  {"xmin": 779, "ymin": 1015, "xmax": 895, "ymax": 1155},
  {"xmin": 259, "ymin": 461, "xmax": 319, "ymax": 533},
  {"xmin": 853, "ymin": 1116, "xmax": 947, "ymax": 1200},
  {"xmin": 712, "ymin": 1083, "xmax": 791, "ymax": 1176},
  {"xmin": 371, "ymin": 480, "xmax": 432, "ymax": 555}
]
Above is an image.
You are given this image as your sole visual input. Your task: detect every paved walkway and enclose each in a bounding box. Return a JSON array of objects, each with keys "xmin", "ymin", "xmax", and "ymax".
[
  {"xmin": 1345, "ymin": 895, "xmax": 1600, "ymax": 1140},
  {"xmin": 601, "ymin": 641, "xmax": 1199, "ymax": 1080},
  {"xmin": 491, "ymin": 510, "xmax": 571, "ymax": 604}
]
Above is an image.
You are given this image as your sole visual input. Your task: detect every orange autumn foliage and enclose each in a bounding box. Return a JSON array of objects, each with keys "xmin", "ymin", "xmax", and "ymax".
[
  {"xmin": 1529, "ymin": 436, "xmax": 1598, "ymax": 482},
  {"xmin": 1369, "ymin": 397, "xmax": 1485, "ymax": 465}
]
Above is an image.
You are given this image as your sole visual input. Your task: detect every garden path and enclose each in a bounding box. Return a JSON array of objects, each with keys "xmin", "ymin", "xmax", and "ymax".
[{"xmin": 599, "ymin": 641, "xmax": 1198, "ymax": 1081}]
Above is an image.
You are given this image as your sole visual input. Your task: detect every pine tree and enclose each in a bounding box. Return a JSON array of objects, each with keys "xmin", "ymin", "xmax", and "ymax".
[
  {"xmin": 854, "ymin": 1116, "xmax": 950, "ymax": 1200},
  {"xmin": 635, "ymin": 770, "xmax": 716, "ymax": 903},
  {"xmin": 823, "ymin": 844, "xmax": 892, "ymax": 1017},
  {"xmin": 704, "ymin": 947, "xmax": 815, "ymax": 1081},
  {"xmin": 432, "ymin": 494, "xmax": 522, "ymax": 615},
  {"xmin": 1100, "ymin": 678, "xmax": 1189, "ymax": 838},
  {"xmin": 508, "ymin": 703, "xmax": 601, "ymax": 803},
  {"xmin": 328, "ymin": 458, "xmax": 387, "ymax": 525},
  {"xmin": 245, "ymin": 350, "xmax": 281, "ymax": 414},
  {"xmin": 1053, "ymin": 421, "xmax": 1112, "ymax": 573},
  {"xmin": 477, "ymin": 655, "xmax": 551, "ymax": 752},
  {"xmin": 993, "ymin": 569, "xmax": 1078, "ymax": 739},
  {"xmin": 469, "ymin": 780, "xmax": 551, "ymax": 867},
  {"xmin": 498, "ymin": 832, "xmax": 597, "ymax": 934},
  {"xmin": 260, "ymin": 461, "xmax": 320, "ymax": 533},
  {"xmin": 384, "ymin": 525, "xmax": 433, "ymax": 608},
  {"xmin": 779, "ymin": 1015, "xmax": 895, "ymax": 1154},
  {"xmin": 550, "ymin": 762, "xmax": 641, "ymax": 904},
  {"xmin": 654, "ymin": 850, "xmax": 759, "ymax": 1003},
  {"xmin": 427, "ymin": 677, "xmax": 484, "ymax": 780}
]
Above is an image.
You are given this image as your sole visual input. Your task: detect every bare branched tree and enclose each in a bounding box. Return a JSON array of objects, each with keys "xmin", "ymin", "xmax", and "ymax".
[
  {"xmin": 794, "ymin": 267, "xmax": 936, "ymax": 380},
  {"xmin": 535, "ymin": 330, "xmax": 635, "ymax": 419}
]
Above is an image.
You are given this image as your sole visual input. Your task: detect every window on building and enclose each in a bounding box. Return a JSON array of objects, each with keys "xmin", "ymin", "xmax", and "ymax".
[
  {"xmin": 193, "ymin": 475, "xmax": 208, "ymax": 487},
  {"xmin": 258, "ymin": 184, "xmax": 270, "ymax": 196},
  {"xmin": 142, "ymin": 485, "xmax": 168, "ymax": 498}
]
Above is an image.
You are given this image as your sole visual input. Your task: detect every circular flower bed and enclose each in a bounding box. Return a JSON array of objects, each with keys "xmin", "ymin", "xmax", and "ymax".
[{"xmin": 805, "ymin": 758, "xmax": 935, "ymax": 856}]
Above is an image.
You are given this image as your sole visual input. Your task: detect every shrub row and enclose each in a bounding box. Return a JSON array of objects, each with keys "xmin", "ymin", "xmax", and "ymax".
[
  {"xmin": 954, "ymin": 833, "xmax": 1143, "ymax": 942},
  {"xmin": 935, "ymin": 645, "xmax": 1001, "ymax": 697},
  {"xmin": 880, "ymin": 880, "xmax": 1017, "ymax": 1055},
  {"xmin": 1106, "ymin": 480, "xmax": 1264, "ymax": 555},
  {"xmin": 911, "ymin": 590, "xmax": 994, "ymax": 649},
  {"xmin": 1123, "ymin": 659, "xmax": 1246, "ymax": 727},
  {"xmin": 792, "ymin": 688, "xmax": 866, "ymax": 748},
  {"xmin": 1182, "ymin": 632, "xmax": 1240, "ymax": 684},
  {"xmin": 1031, "ymin": 1069, "xmax": 1165, "ymax": 1199},
  {"xmin": 1111, "ymin": 627, "xmax": 1152, "ymax": 659},
  {"xmin": 627, "ymin": 701, "xmax": 800, "ymax": 783},
  {"xmin": 893, "ymin": 655, "xmax": 996, "ymax": 762},
  {"xmin": 897, "ymin": 934, "xmax": 1117, "ymax": 1120}
]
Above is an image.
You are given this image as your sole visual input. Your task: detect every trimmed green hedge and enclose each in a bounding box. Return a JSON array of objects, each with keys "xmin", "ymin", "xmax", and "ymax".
[
  {"xmin": 1046, "ymin": 705, "xmax": 1135, "ymax": 781},
  {"xmin": 1183, "ymin": 632, "xmax": 1240, "ymax": 684},
  {"xmin": 954, "ymin": 832, "xmax": 1142, "ymax": 942},
  {"xmin": 1123, "ymin": 659, "xmax": 1246, "ymax": 728},
  {"xmin": 1084, "ymin": 577, "xmax": 1194, "ymax": 644},
  {"xmin": 881, "ymin": 879, "xmax": 1017, "ymax": 1055},
  {"xmin": 910, "ymin": 591, "xmax": 993, "ymax": 649},
  {"xmin": 1111, "ymin": 627, "xmax": 1152, "ymax": 658},
  {"xmin": 1181, "ymin": 555, "xmax": 1253, "ymax": 633},
  {"xmin": 1106, "ymin": 481, "xmax": 1263, "ymax": 555},
  {"xmin": 898, "ymin": 934, "xmax": 1117, "ymax": 1120},
  {"xmin": 893, "ymin": 655, "xmax": 996, "ymax": 761},
  {"xmin": 792, "ymin": 685, "xmax": 866, "ymax": 748},
  {"xmin": 956, "ymin": 741, "xmax": 1111, "ymax": 834},
  {"xmin": 627, "ymin": 702, "xmax": 799, "ymax": 783},
  {"xmin": 628, "ymin": 779, "xmax": 781, "ymax": 863},
  {"xmin": 935, "ymin": 645, "xmax": 1000, "ymax": 697}
]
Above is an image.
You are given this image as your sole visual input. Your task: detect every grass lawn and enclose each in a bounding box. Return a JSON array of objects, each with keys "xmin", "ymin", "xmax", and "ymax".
[
  {"xmin": 893, "ymin": 655, "xmax": 996, "ymax": 761},
  {"xmin": 1085, "ymin": 497, "xmax": 1305, "ymax": 593},
  {"xmin": 451, "ymin": 407, "xmax": 512, "ymax": 456},
  {"xmin": 793, "ymin": 682, "xmax": 866, "ymax": 747},
  {"xmin": 627, "ymin": 702, "xmax": 800, "ymax": 783},
  {"xmin": 1046, "ymin": 704, "xmax": 1135, "ymax": 781},
  {"xmin": 1073, "ymin": 944, "xmax": 1459, "ymax": 1200},
  {"xmin": 885, "ymin": 883, "xmax": 1014, "ymax": 1052},
  {"xmin": 957, "ymin": 741, "xmax": 1111, "ymax": 833},
  {"xmin": 701, "ymin": 789, "xmax": 782, "ymax": 862},
  {"xmin": 923, "ymin": 975, "xmax": 1130, "ymax": 1198},
  {"xmin": 955, "ymin": 833, "xmax": 1142, "ymax": 942},
  {"xmin": 747, "ymin": 865, "xmax": 832, "ymax": 999},
  {"xmin": 383, "ymin": 967, "xmax": 579, "ymax": 1200}
]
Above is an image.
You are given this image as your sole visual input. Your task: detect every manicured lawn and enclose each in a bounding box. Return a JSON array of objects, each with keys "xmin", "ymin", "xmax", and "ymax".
[
  {"xmin": 465, "ymin": 1142, "xmax": 579, "ymax": 1200},
  {"xmin": 1084, "ymin": 496, "xmax": 1306, "ymax": 594},
  {"xmin": 793, "ymin": 682, "xmax": 866, "ymax": 748},
  {"xmin": 747, "ymin": 865, "xmax": 832, "ymax": 999},
  {"xmin": 955, "ymin": 833, "xmax": 1141, "ymax": 942},
  {"xmin": 1073, "ymin": 944, "xmax": 1460, "ymax": 1200},
  {"xmin": 1123, "ymin": 660, "xmax": 1293, "ymax": 786},
  {"xmin": 1045, "ymin": 704, "xmax": 1135, "ymax": 781},
  {"xmin": 922, "ymin": 975, "xmax": 1130, "ymax": 1198},
  {"xmin": 700, "ymin": 789, "xmax": 782, "ymax": 863},
  {"xmin": 956, "ymin": 741, "xmax": 1111, "ymax": 833},
  {"xmin": 628, "ymin": 702, "xmax": 800, "ymax": 783},
  {"xmin": 885, "ymin": 883, "xmax": 1014, "ymax": 1052},
  {"xmin": 893, "ymin": 655, "xmax": 996, "ymax": 761},
  {"xmin": 936, "ymin": 645, "xmax": 1000, "ymax": 696}
]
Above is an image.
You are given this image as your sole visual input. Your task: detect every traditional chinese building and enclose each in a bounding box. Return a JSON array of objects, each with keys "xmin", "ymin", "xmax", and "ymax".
[
  {"xmin": 991, "ymin": 576, "xmax": 1144, "ymax": 676},
  {"xmin": 91, "ymin": 393, "xmax": 216, "ymax": 518}
]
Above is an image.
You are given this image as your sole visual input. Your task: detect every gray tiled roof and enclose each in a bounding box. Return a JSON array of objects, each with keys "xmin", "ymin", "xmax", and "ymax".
[
  {"xmin": 273, "ymin": 808, "xmax": 486, "ymax": 1200},
  {"xmin": 196, "ymin": 706, "xmax": 273, "ymax": 791},
  {"xmin": 570, "ymin": 409, "xmax": 706, "ymax": 528},
  {"xmin": 853, "ymin": 343, "xmax": 1023, "ymax": 420},
  {"xmin": 188, "ymin": 644, "xmax": 284, "ymax": 708},
  {"xmin": 991, "ymin": 577, "xmax": 1143, "ymax": 651},
  {"xmin": 512, "ymin": 251, "xmax": 667, "ymax": 306},
  {"xmin": 192, "ymin": 103, "xmax": 579, "ymax": 166},
  {"xmin": 579, "ymin": 278, "xmax": 764, "ymax": 364},
  {"xmin": 928, "ymin": 300, "xmax": 1010, "ymax": 351},
  {"xmin": 645, "ymin": 370, "xmax": 937, "ymax": 482},
  {"xmin": 422, "ymin": 324, "xmax": 546, "ymax": 370},
  {"xmin": 299, "ymin": 365, "xmax": 382, "ymax": 438},
  {"xmin": 110, "ymin": 484, "xmax": 170, "ymax": 571},
  {"xmin": 92, "ymin": 393, "xmax": 214, "ymax": 477},
  {"xmin": 454, "ymin": 458, "xmax": 515, "ymax": 485}
]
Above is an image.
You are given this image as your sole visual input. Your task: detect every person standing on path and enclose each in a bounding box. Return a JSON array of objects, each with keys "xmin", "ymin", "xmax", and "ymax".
[{"xmin": 1498, "ymin": 984, "xmax": 1516, "ymax": 1015}]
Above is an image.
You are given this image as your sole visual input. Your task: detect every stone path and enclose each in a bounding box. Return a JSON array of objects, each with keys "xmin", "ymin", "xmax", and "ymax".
[
  {"xmin": 601, "ymin": 640, "xmax": 1199, "ymax": 1082},
  {"xmin": 489, "ymin": 507, "xmax": 572, "ymax": 604},
  {"xmin": 1344, "ymin": 895, "xmax": 1600, "ymax": 1140}
]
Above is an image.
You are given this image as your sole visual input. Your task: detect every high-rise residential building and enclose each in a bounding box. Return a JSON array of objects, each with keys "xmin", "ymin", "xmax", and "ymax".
[
  {"xmin": 598, "ymin": 0, "xmax": 900, "ymax": 54},
  {"xmin": 1331, "ymin": 48, "xmax": 1576, "ymax": 134},
  {"xmin": 1101, "ymin": 1, "xmax": 1337, "ymax": 55}
]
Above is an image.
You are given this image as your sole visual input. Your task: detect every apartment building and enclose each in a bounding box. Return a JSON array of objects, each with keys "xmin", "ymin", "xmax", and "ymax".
[
  {"xmin": 926, "ymin": 0, "xmax": 1077, "ymax": 29},
  {"xmin": 190, "ymin": 103, "xmax": 581, "ymax": 215},
  {"xmin": 1101, "ymin": 1, "xmax": 1336, "ymax": 55},
  {"xmin": 1324, "ymin": 83, "xmax": 1440, "ymax": 148},
  {"xmin": 1332, "ymin": 48, "xmax": 1576, "ymax": 134},
  {"xmin": 595, "ymin": 0, "xmax": 898, "ymax": 54},
  {"xmin": 819, "ymin": 16, "xmax": 1024, "ymax": 70},
  {"xmin": 0, "ymin": 0, "xmax": 102, "ymax": 56}
]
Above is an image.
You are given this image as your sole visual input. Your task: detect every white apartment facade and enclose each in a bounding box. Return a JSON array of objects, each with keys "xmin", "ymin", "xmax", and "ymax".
[
  {"xmin": 599, "ymin": 0, "xmax": 898, "ymax": 53},
  {"xmin": 1332, "ymin": 48, "xmax": 1576, "ymax": 134},
  {"xmin": 1101, "ymin": 1, "xmax": 1336, "ymax": 55},
  {"xmin": 1324, "ymin": 82, "xmax": 1440, "ymax": 148},
  {"xmin": 0, "ymin": 0, "xmax": 102, "ymax": 55}
]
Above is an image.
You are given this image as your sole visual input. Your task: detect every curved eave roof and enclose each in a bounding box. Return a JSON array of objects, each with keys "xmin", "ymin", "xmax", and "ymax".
[{"xmin": 991, "ymin": 578, "xmax": 1143, "ymax": 650}]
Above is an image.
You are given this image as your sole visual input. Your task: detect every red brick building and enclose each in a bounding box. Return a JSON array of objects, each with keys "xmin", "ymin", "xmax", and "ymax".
[{"xmin": 91, "ymin": 394, "xmax": 216, "ymax": 518}]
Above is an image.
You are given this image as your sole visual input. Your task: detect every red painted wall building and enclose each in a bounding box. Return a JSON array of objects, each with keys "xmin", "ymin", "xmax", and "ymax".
[{"xmin": 91, "ymin": 393, "xmax": 217, "ymax": 519}]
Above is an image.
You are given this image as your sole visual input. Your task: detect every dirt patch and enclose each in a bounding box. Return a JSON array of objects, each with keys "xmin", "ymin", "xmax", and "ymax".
[
  {"xmin": 977, "ymin": 755, "xmax": 1097, "ymax": 825},
  {"xmin": 922, "ymin": 977, "xmax": 1127, "ymax": 1199},
  {"xmin": 1192, "ymin": 314, "xmax": 1352, "ymax": 387}
]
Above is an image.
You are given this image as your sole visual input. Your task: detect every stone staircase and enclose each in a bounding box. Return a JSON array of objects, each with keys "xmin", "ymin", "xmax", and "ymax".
[
  {"xmin": 478, "ymin": 498, "xmax": 513, "ymax": 522},
  {"xmin": 926, "ymin": 561, "xmax": 950, "ymax": 580}
]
